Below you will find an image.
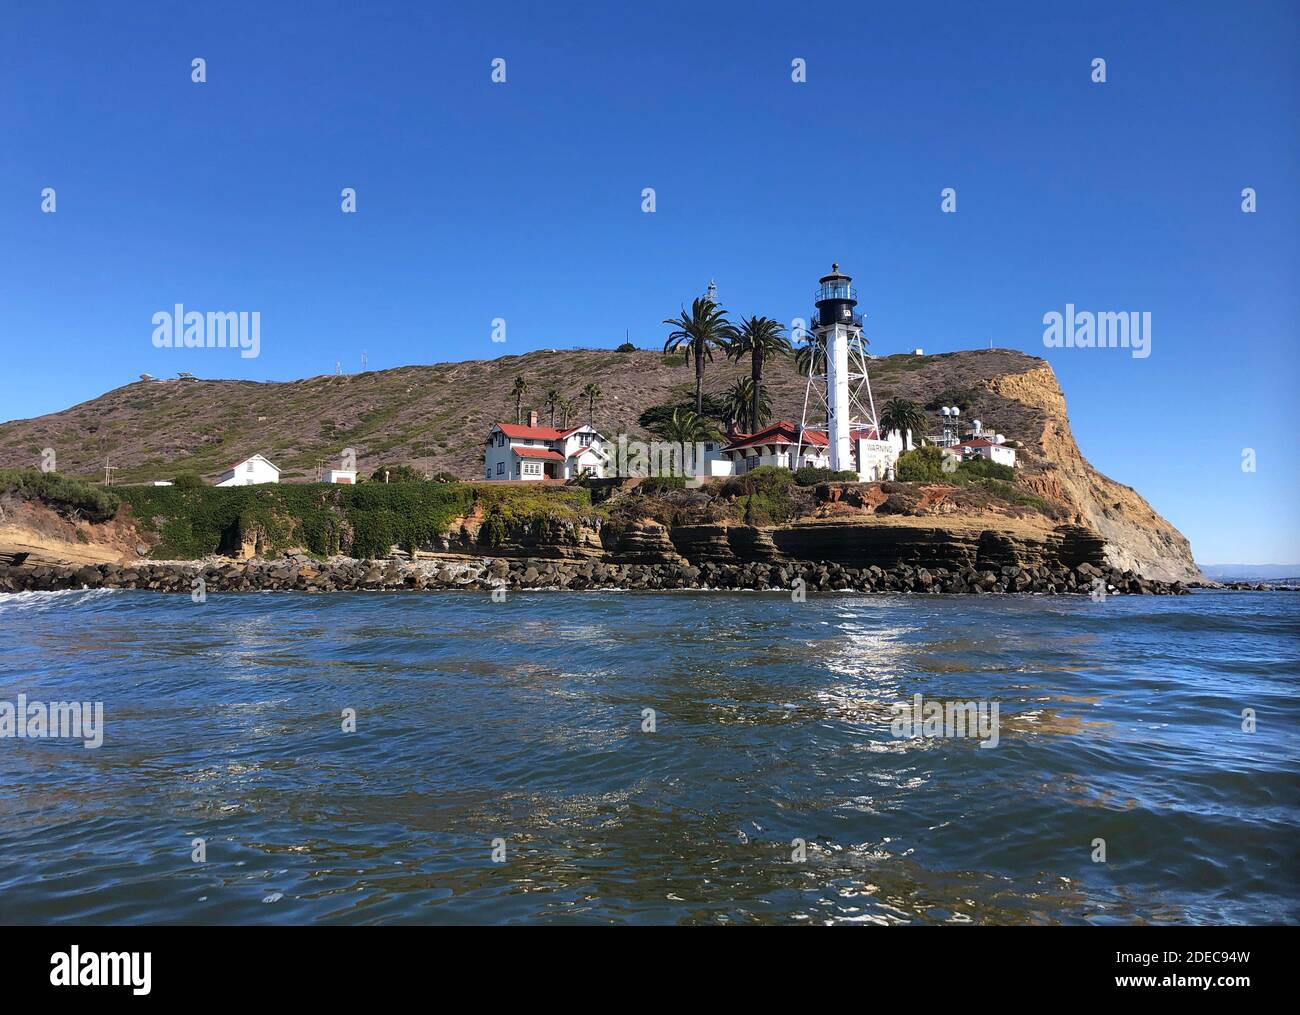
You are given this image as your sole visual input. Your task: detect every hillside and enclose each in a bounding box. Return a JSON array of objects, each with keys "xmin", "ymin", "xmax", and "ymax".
[{"xmin": 0, "ymin": 346, "xmax": 1200, "ymax": 580}]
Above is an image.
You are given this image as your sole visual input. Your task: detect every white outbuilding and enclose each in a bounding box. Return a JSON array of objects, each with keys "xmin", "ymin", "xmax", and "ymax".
[{"xmin": 216, "ymin": 454, "xmax": 281, "ymax": 486}]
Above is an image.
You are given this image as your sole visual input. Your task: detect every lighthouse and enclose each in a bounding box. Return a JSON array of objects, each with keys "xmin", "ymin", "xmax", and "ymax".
[{"xmin": 813, "ymin": 264, "xmax": 863, "ymax": 473}]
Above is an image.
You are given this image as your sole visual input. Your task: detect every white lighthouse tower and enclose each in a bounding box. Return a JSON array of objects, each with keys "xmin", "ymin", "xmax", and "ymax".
[{"xmin": 797, "ymin": 264, "xmax": 897, "ymax": 479}]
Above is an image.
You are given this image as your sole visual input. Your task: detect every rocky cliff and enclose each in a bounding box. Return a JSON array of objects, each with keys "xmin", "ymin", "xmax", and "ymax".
[
  {"xmin": 0, "ymin": 347, "xmax": 1201, "ymax": 580},
  {"xmin": 979, "ymin": 366, "xmax": 1199, "ymax": 581}
]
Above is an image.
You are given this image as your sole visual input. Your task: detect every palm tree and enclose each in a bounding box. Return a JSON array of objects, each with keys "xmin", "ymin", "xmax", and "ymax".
[
  {"xmin": 728, "ymin": 316, "xmax": 788, "ymax": 433},
  {"xmin": 794, "ymin": 334, "xmax": 826, "ymax": 378},
  {"xmin": 544, "ymin": 387, "xmax": 561, "ymax": 427},
  {"xmin": 655, "ymin": 408, "xmax": 721, "ymax": 477},
  {"xmin": 720, "ymin": 377, "xmax": 752, "ymax": 433},
  {"xmin": 558, "ymin": 397, "xmax": 577, "ymax": 429},
  {"xmin": 581, "ymin": 382, "xmax": 602, "ymax": 425},
  {"xmin": 880, "ymin": 398, "xmax": 930, "ymax": 446},
  {"xmin": 509, "ymin": 374, "xmax": 528, "ymax": 425},
  {"xmin": 648, "ymin": 407, "xmax": 715, "ymax": 442},
  {"xmin": 663, "ymin": 297, "xmax": 737, "ymax": 414},
  {"xmin": 720, "ymin": 377, "xmax": 771, "ymax": 434}
]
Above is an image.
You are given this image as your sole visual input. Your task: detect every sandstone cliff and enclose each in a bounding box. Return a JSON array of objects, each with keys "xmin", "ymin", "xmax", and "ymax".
[
  {"xmin": 979, "ymin": 367, "xmax": 1199, "ymax": 581},
  {"xmin": 0, "ymin": 347, "xmax": 1200, "ymax": 580}
]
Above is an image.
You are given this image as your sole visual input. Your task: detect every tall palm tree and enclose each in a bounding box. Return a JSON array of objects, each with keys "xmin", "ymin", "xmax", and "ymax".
[
  {"xmin": 509, "ymin": 374, "xmax": 528, "ymax": 425},
  {"xmin": 728, "ymin": 316, "xmax": 788, "ymax": 433},
  {"xmin": 581, "ymin": 382, "xmax": 602, "ymax": 425},
  {"xmin": 558, "ymin": 397, "xmax": 577, "ymax": 429},
  {"xmin": 544, "ymin": 387, "xmax": 561, "ymax": 427},
  {"xmin": 720, "ymin": 377, "xmax": 771, "ymax": 435},
  {"xmin": 663, "ymin": 297, "xmax": 736, "ymax": 415},
  {"xmin": 880, "ymin": 398, "xmax": 930, "ymax": 445}
]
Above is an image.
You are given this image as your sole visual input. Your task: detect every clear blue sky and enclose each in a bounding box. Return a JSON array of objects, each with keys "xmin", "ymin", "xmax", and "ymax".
[{"xmin": 2, "ymin": 1, "xmax": 1297, "ymax": 564}]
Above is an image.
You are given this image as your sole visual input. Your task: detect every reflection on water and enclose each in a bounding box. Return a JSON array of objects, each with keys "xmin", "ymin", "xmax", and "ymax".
[{"xmin": 0, "ymin": 589, "xmax": 1296, "ymax": 924}]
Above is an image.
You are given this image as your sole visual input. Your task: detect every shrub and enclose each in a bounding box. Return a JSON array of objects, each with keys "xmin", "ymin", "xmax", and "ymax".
[
  {"xmin": 895, "ymin": 446, "xmax": 949, "ymax": 483},
  {"xmin": 793, "ymin": 467, "xmax": 859, "ymax": 487},
  {"xmin": 172, "ymin": 472, "xmax": 204, "ymax": 489},
  {"xmin": 0, "ymin": 469, "xmax": 121, "ymax": 523},
  {"xmin": 957, "ymin": 457, "xmax": 1015, "ymax": 482},
  {"xmin": 924, "ymin": 388, "xmax": 979, "ymax": 412},
  {"xmin": 720, "ymin": 467, "xmax": 800, "ymax": 525},
  {"xmin": 637, "ymin": 476, "xmax": 687, "ymax": 494},
  {"xmin": 369, "ymin": 464, "xmax": 424, "ymax": 483},
  {"xmin": 615, "ymin": 342, "xmax": 636, "ymax": 352}
]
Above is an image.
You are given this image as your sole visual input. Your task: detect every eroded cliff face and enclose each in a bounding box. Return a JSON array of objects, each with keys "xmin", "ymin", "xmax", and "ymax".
[{"xmin": 980, "ymin": 366, "xmax": 1200, "ymax": 582}]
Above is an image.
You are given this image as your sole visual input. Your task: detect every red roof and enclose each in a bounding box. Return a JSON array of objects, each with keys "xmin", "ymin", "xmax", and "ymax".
[
  {"xmin": 512, "ymin": 447, "xmax": 565, "ymax": 461},
  {"xmin": 496, "ymin": 423, "xmax": 566, "ymax": 440},
  {"xmin": 722, "ymin": 421, "xmax": 894, "ymax": 453},
  {"xmin": 725, "ymin": 421, "xmax": 825, "ymax": 452},
  {"xmin": 952, "ymin": 438, "xmax": 995, "ymax": 449}
]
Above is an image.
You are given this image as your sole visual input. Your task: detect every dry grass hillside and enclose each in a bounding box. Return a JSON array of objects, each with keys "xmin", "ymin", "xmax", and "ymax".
[{"xmin": 0, "ymin": 345, "xmax": 1200, "ymax": 579}]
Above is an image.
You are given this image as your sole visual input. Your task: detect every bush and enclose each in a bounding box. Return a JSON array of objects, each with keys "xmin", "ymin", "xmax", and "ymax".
[
  {"xmin": 370, "ymin": 464, "xmax": 424, "ymax": 483},
  {"xmin": 615, "ymin": 342, "xmax": 636, "ymax": 352},
  {"xmin": 924, "ymin": 388, "xmax": 978, "ymax": 412},
  {"xmin": 895, "ymin": 446, "xmax": 950, "ymax": 483},
  {"xmin": 720, "ymin": 467, "xmax": 801, "ymax": 525},
  {"xmin": 793, "ymin": 467, "xmax": 859, "ymax": 487},
  {"xmin": 172, "ymin": 472, "xmax": 204, "ymax": 489},
  {"xmin": 957, "ymin": 457, "xmax": 1015, "ymax": 482},
  {"xmin": 0, "ymin": 469, "xmax": 121, "ymax": 523},
  {"xmin": 637, "ymin": 476, "xmax": 687, "ymax": 494},
  {"xmin": 430, "ymin": 471, "xmax": 460, "ymax": 484}
]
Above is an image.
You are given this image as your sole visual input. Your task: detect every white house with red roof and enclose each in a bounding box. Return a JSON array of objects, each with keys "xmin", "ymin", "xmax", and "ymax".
[
  {"xmin": 719, "ymin": 420, "xmax": 906, "ymax": 481},
  {"xmin": 484, "ymin": 411, "xmax": 608, "ymax": 481},
  {"xmin": 216, "ymin": 453, "xmax": 280, "ymax": 486}
]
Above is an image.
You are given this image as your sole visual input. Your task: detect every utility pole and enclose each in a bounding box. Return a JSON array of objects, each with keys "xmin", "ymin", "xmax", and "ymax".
[{"xmin": 103, "ymin": 457, "xmax": 116, "ymax": 486}]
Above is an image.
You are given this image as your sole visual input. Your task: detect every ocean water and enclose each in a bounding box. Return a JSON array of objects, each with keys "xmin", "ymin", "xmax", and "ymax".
[{"xmin": 0, "ymin": 588, "xmax": 1296, "ymax": 925}]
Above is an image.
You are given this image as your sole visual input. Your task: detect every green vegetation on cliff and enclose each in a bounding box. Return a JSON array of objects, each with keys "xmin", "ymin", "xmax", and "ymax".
[
  {"xmin": 0, "ymin": 468, "xmax": 121, "ymax": 523},
  {"xmin": 118, "ymin": 482, "xmax": 474, "ymax": 559}
]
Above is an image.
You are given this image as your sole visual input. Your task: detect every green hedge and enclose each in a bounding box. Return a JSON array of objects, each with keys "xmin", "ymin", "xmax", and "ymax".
[{"xmin": 118, "ymin": 482, "xmax": 473, "ymax": 559}]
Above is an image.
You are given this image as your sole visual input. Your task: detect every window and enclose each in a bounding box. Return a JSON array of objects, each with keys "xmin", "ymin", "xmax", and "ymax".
[
  {"xmin": 496, "ymin": 433, "xmax": 505, "ymax": 447},
  {"xmin": 522, "ymin": 462, "xmax": 542, "ymax": 477},
  {"xmin": 579, "ymin": 433, "xmax": 593, "ymax": 447},
  {"xmin": 246, "ymin": 462, "xmax": 255, "ymax": 472},
  {"xmin": 495, "ymin": 462, "xmax": 505, "ymax": 475}
]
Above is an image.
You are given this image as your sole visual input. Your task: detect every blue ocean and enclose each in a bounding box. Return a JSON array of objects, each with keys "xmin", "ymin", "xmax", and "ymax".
[{"xmin": 0, "ymin": 589, "xmax": 1296, "ymax": 924}]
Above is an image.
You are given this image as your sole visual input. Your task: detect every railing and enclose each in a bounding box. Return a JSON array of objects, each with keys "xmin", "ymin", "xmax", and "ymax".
[
  {"xmin": 814, "ymin": 283, "xmax": 856, "ymax": 303},
  {"xmin": 811, "ymin": 308, "xmax": 864, "ymax": 328}
]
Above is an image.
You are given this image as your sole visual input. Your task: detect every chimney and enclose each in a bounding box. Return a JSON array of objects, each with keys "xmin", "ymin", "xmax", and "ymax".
[{"xmin": 528, "ymin": 410, "xmax": 539, "ymax": 428}]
